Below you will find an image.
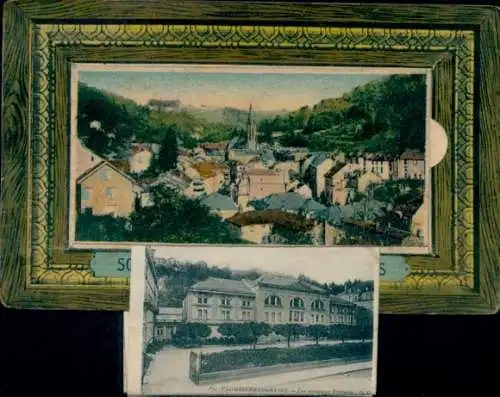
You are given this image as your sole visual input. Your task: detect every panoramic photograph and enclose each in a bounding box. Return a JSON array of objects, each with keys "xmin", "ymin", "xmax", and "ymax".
[
  {"xmin": 70, "ymin": 64, "xmax": 429, "ymax": 249},
  {"xmin": 125, "ymin": 246, "xmax": 378, "ymax": 395}
]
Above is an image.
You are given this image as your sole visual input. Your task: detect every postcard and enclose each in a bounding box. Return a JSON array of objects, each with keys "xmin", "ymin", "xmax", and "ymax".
[
  {"xmin": 68, "ymin": 63, "xmax": 432, "ymax": 254},
  {"xmin": 125, "ymin": 246, "xmax": 379, "ymax": 395}
]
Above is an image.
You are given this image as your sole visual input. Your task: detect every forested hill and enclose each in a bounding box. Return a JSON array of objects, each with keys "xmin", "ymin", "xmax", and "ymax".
[
  {"xmin": 154, "ymin": 259, "xmax": 372, "ymax": 307},
  {"xmin": 77, "ymin": 82, "xmax": 285, "ymax": 158},
  {"xmin": 258, "ymin": 74, "xmax": 427, "ymax": 157}
]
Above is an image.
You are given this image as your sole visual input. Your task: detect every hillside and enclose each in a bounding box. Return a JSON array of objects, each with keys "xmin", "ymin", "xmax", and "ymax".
[{"xmin": 258, "ymin": 74, "xmax": 427, "ymax": 157}]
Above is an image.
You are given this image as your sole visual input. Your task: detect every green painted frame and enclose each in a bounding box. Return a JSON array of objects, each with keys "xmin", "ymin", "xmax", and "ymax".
[{"xmin": 1, "ymin": 1, "xmax": 499, "ymax": 313}]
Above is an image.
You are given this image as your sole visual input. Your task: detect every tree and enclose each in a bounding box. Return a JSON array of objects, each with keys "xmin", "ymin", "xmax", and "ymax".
[
  {"xmin": 127, "ymin": 185, "xmax": 243, "ymax": 244},
  {"xmin": 248, "ymin": 322, "xmax": 272, "ymax": 350},
  {"xmin": 173, "ymin": 323, "xmax": 211, "ymax": 344},
  {"xmin": 75, "ymin": 212, "xmax": 128, "ymax": 241},
  {"xmin": 307, "ymin": 324, "xmax": 329, "ymax": 345},
  {"xmin": 157, "ymin": 126, "xmax": 179, "ymax": 172},
  {"xmin": 273, "ymin": 323, "xmax": 303, "ymax": 348}
]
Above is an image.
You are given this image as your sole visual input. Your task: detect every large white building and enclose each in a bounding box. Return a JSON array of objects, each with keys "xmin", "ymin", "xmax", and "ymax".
[{"xmin": 182, "ymin": 273, "xmax": 360, "ymax": 327}]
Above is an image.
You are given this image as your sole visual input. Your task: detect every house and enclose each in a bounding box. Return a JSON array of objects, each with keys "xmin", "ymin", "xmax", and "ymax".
[
  {"xmin": 129, "ymin": 143, "xmax": 153, "ymax": 174},
  {"xmin": 237, "ymin": 168, "xmax": 286, "ymax": 205},
  {"xmin": 358, "ymin": 171, "xmax": 383, "ymax": 195},
  {"xmin": 348, "ymin": 154, "xmax": 393, "ymax": 180},
  {"xmin": 192, "ymin": 162, "xmax": 228, "ymax": 194},
  {"xmin": 324, "ymin": 162, "xmax": 362, "ymax": 205},
  {"xmin": 155, "ymin": 307, "xmax": 183, "ymax": 342},
  {"xmin": 200, "ymin": 193, "xmax": 238, "ymax": 219},
  {"xmin": 183, "ymin": 273, "xmax": 358, "ymax": 326},
  {"xmin": 272, "ymin": 161, "xmax": 300, "ymax": 186},
  {"xmin": 395, "ymin": 149, "xmax": 425, "ymax": 179},
  {"xmin": 200, "ymin": 141, "xmax": 230, "ymax": 160},
  {"xmin": 307, "ymin": 154, "xmax": 335, "ymax": 199},
  {"xmin": 76, "ymin": 160, "xmax": 138, "ymax": 217},
  {"xmin": 144, "ymin": 248, "xmax": 160, "ymax": 348}
]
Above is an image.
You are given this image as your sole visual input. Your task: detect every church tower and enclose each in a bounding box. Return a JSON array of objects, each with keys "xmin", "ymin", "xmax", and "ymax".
[{"xmin": 247, "ymin": 103, "xmax": 258, "ymax": 152}]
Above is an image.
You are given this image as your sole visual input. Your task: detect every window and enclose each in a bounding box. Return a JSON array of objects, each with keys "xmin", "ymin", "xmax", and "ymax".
[
  {"xmin": 311, "ymin": 299, "xmax": 325, "ymax": 311},
  {"xmin": 320, "ymin": 314, "xmax": 325, "ymax": 323},
  {"xmin": 157, "ymin": 328, "xmax": 163, "ymax": 336},
  {"xmin": 221, "ymin": 297, "xmax": 231, "ymax": 306},
  {"xmin": 81, "ymin": 187, "xmax": 91, "ymax": 201},
  {"xmin": 265, "ymin": 312, "xmax": 269, "ymax": 322},
  {"xmin": 221, "ymin": 310, "xmax": 230, "ymax": 320},
  {"xmin": 203, "ymin": 309, "xmax": 208, "ymax": 320},
  {"xmin": 197, "ymin": 296, "xmax": 208, "ymax": 304},
  {"xmin": 99, "ymin": 170, "xmax": 109, "ymax": 181},
  {"xmin": 265, "ymin": 295, "xmax": 282, "ymax": 307},
  {"xmin": 197, "ymin": 309, "xmax": 203, "ymax": 319},
  {"xmin": 242, "ymin": 299, "xmax": 252, "ymax": 308},
  {"xmin": 105, "ymin": 187, "xmax": 115, "ymax": 199},
  {"xmin": 242, "ymin": 311, "xmax": 247, "ymax": 321},
  {"xmin": 289, "ymin": 310, "xmax": 304, "ymax": 322},
  {"xmin": 271, "ymin": 312, "xmax": 276, "ymax": 323},
  {"xmin": 290, "ymin": 297, "xmax": 304, "ymax": 309}
]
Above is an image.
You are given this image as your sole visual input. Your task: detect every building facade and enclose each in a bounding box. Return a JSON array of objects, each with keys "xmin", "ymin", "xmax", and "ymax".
[
  {"xmin": 76, "ymin": 160, "xmax": 138, "ymax": 217},
  {"xmin": 144, "ymin": 248, "xmax": 160, "ymax": 349},
  {"xmin": 182, "ymin": 274, "xmax": 358, "ymax": 326},
  {"xmin": 155, "ymin": 307, "xmax": 183, "ymax": 342},
  {"xmin": 395, "ymin": 149, "xmax": 425, "ymax": 180}
]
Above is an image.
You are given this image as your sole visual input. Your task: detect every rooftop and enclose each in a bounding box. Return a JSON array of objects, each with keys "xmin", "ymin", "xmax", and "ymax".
[
  {"xmin": 227, "ymin": 210, "xmax": 315, "ymax": 231},
  {"xmin": 399, "ymin": 149, "xmax": 425, "ymax": 160},
  {"xmin": 192, "ymin": 162, "xmax": 228, "ymax": 178},
  {"xmin": 246, "ymin": 168, "xmax": 280, "ymax": 176},
  {"xmin": 200, "ymin": 193, "xmax": 238, "ymax": 211},
  {"xmin": 324, "ymin": 162, "xmax": 347, "ymax": 178},
  {"xmin": 190, "ymin": 277, "xmax": 254, "ymax": 295}
]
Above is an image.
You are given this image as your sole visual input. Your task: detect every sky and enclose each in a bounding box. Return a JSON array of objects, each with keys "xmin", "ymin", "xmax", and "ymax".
[
  {"xmin": 149, "ymin": 246, "xmax": 378, "ymax": 284},
  {"xmin": 77, "ymin": 65, "xmax": 397, "ymax": 111}
]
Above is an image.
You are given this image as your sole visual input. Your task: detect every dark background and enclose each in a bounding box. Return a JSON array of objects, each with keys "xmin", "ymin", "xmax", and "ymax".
[{"xmin": 0, "ymin": 304, "xmax": 498, "ymax": 396}]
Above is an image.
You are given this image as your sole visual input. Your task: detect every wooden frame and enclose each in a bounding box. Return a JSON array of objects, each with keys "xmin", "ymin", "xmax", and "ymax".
[{"xmin": 1, "ymin": 1, "xmax": 499, "ymax": 313}]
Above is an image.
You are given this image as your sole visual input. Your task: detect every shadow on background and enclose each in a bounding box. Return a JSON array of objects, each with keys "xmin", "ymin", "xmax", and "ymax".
[{"xmin": 0, "ymin": 303, "xmax": 498, "ymax": 396}]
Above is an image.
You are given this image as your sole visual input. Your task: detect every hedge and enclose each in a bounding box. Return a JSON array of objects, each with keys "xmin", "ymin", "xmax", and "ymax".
[{"xmin": 200, "ymin": 341, "xmax": 372, "ymax": 373}]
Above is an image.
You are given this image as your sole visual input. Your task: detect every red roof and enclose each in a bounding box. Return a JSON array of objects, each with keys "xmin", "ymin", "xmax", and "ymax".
[{"xmin": 201, "ymin": 142, "xmax": 229, "ymax": 151}]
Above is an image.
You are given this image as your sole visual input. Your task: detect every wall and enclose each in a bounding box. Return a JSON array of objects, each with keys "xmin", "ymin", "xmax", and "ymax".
[{"xmin": 240, "ymin": 224, "xmax": 272, "ymax": 244}]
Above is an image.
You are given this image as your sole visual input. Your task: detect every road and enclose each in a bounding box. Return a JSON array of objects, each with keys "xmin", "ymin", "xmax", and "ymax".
[{"xmin": 142, "ymin": 340, "xmax": 373, "ymax": 395}]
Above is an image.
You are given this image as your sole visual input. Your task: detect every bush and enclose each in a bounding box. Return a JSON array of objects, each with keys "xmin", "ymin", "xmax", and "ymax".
[
  {"xmin": 145, "ymin": 339, "xmax": 165, "ymax": 354},
  {"xmin": 200, "ymin": 341, "xmax": 372, "ymax": 373}
]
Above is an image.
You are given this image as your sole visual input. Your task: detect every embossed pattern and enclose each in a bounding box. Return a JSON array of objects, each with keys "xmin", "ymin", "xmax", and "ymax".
[{"xmin": 30, "ymin": 24, "xmax": 475, "ymax": 290}]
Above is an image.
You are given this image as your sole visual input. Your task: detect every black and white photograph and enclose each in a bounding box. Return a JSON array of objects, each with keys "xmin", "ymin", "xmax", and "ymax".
[{"xmin": 125, "ymin": 246, "xmax": 379, "ymax": 395}]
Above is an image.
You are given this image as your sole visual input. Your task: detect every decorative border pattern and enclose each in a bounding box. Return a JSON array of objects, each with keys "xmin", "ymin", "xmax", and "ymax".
[{"xmin": 29, "ymin": 24, "xmax": 475, "ymax": 290}]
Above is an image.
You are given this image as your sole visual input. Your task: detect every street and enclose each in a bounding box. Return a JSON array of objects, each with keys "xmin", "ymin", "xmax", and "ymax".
[{"xmin": 142, "ymin": 341, "xmax": 373, "ymax": 395}]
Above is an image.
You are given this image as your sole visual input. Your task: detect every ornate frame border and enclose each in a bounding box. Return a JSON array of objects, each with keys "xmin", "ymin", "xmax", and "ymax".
[{"xmin": 2, "ymin": 1, "xmax": 499, "ymax": 313}]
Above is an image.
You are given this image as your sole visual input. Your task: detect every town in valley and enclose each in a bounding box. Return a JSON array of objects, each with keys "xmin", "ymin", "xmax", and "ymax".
[{"xmin": 74, "ymin": 70, "xmax": 427, "ymax": 247}]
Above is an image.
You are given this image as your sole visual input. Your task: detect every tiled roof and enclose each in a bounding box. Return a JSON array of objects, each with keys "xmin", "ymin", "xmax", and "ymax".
[
  {"xmin": 256, "ymin": 273, "xmax": 329, "ymax": 294},
  {"xmin": 227, "ymin": 210, "xmax": 315, "ymax": 231},
  {"xmin": 246, "ymin": 168, "xmax": 280, "ymax": 176},
  {"xmin": 324, "ymin": 162, "xmax": 347, "ymax": 178},
  {"xmin": 399, "ymin": 149, "xmax": 425, "ymax": 160},
  {"xmin": 76, "ymin": 160, "xmax": 137, "ymax": 185},
  {"xmin": 192, "ymin": 162, "xmax": 228, "ymax": 179},
  {"xmin": 190, "ymin": 277, "xmax": 255, "ymax": 295},
  {"xmin": 330, "ymin": 295, "xmax": 356, "ymax": 306},
  {"xmin": 263, "ymin": 192, "xmax": 307, "ymax": 211},
  {"xmin": 200, "ymin": 193, "xmax": 238, "ymax": 211},
  {"xmin": 201, "ymin": 142, "xmax": 230, "ymax": 151},
  {"xmin": 301, "ymin": 198, "xmax": 327, "ymax": 213}
]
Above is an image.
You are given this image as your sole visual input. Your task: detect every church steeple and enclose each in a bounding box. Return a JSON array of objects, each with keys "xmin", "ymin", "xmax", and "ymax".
[{"xmin": 247, "ymin": 103, "xmax": 258, "ymax": 152}]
